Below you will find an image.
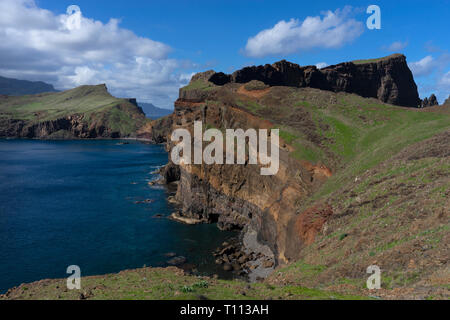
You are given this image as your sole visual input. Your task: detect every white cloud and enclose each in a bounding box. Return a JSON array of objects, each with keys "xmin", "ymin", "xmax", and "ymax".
[
  {"xmin": 0, "ymin": 0, "xmax": 192, "ymax": 108},
  {"xmin": 243, "ymin": 7, "xmax": 364, "ymax": 58},
  {"xmin": 315, "ymin": 62, "xmax": 328, "ymax": 69},
  {"xmin": 439, "ymin": 71, "xmax": 450, "ymax": 87},
  {"xmin": 386, "ymin": 41, "xmax": 408, "ymax": 52},
  {"xmin": 409, "ymin": 56, "xmax": 435, "ymax": 77},
  {"xmin": 409, "ymin": 54, "xmax": 450, "ymax": 78},
  {"xmin": 438, "ymin": 71, "xmax": 450, "ymax": 100}
]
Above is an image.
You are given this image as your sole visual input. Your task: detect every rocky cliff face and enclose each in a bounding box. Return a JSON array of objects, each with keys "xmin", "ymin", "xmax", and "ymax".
[
  {"xmin": 155, "ymin": 84, "xmax": 338, "ymax": 267},
  {"xmin": 167, "ymin": 98, "xmax": 314, "ymax": 265},
  {"xmin": 205, "ymin": 54, "xmax": 420, "ymax": 108},
  {"xmin": 0, "ymin": 113, "xmax": 119, "ymax": 138}
]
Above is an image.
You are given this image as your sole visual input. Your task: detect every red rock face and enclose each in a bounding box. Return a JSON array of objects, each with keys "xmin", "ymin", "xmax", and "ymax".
[{"xmin": 294, "ymin": 204, "xmax": 333, "ymax": 246}]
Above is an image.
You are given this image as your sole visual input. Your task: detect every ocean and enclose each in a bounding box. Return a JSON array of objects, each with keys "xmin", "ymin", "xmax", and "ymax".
[{"xmin": 0, "ymin": 139, "xmax": 234, "ymax": 293}]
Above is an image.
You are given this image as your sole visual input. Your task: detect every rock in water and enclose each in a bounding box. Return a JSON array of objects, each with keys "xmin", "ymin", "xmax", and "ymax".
[
  {"xmin": 223, "ymin": 263, "xmax": 233, "ymax": 272},
  {"xmin": 167, "ymin": 256, "xmax": 187, "ymax": 266},
  {"xmin": 164, "ymin": 252, "xmax": 177, "ymax": 258}
]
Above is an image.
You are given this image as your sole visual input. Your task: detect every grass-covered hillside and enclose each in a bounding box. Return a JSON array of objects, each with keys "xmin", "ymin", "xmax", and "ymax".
[{"xmin": 0, "ymin": 84, "xmax": 149, "ymax": 138}]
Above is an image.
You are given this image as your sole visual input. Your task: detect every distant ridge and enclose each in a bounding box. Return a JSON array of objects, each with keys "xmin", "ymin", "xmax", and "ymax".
[
  {"xmin": 0, "ymin": 75, "xmax": 58, "ymax": 95},
  {"xmin": 138, "ymin": 102, "xmax": 173, "ymax": 119}
]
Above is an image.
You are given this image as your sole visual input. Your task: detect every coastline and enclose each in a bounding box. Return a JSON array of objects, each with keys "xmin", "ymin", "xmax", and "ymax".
[{"xmin": 0, "ymin": 139, "xmax": 239, "ymax": 294}]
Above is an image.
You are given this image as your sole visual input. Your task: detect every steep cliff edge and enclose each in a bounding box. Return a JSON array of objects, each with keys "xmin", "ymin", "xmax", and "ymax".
[
  {"xmin": 0, "ymin": 84, "xmax": 149, "ymax": 139},
  {"xmin": 150, "ymin": 55, "xmax": 449, "ymax": 297}
]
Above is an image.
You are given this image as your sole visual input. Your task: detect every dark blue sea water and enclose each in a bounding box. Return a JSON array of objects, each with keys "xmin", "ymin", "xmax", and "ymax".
[{"xmin": 0, "ymin": 139, "xmax": 234, "ymax": 293}]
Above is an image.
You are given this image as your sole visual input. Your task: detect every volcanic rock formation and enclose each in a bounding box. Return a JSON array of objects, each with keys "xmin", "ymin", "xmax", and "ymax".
[{"xmin": 203, "ymin": 54, "xmax": 420, "ymax": 108}]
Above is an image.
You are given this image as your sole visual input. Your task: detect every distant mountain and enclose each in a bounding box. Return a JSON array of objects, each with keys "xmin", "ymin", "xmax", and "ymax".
[
  {"xmin": 0, "ymin": 76, "xmax": 58, "ymax": 95},
  {"xmin": 138, "ymin": 102, "xmax": 173, "ymax": 119}
]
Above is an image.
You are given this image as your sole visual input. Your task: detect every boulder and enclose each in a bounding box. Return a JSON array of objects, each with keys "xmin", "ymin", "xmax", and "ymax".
[
  {"xmin": 167, "ymin": 256, "xmax": 187, "ymax": 266},
  {"xmin": 223, "ymin": 263, "xmax": 233, "ymax": 271}
]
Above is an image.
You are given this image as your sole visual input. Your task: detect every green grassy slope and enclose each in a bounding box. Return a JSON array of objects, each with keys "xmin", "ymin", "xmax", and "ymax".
[
  {"xmin": 351, "ymin": 54, "xmax": 403, "ymax": 65},
  {"xmin": 0, "ymin": 267, "xmax": 367, "ymax": 300},
  {"xmin": 227, "ymin": 85, "xmax": 449, "ymax": 299}
]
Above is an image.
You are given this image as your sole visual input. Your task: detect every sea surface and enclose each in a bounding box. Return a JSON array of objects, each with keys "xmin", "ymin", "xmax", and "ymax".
[{"xmin": 0, "ymin": 139, "xmax": 235, "ymax": 293}]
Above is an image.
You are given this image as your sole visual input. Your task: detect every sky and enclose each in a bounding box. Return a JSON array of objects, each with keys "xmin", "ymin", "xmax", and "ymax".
[{"xmin": 0, "ymin": 0, "xmax": 449, "ymax": 109}]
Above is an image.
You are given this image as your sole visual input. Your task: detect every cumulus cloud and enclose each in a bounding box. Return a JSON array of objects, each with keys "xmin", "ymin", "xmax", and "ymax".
[
  {"xmin": 385, "ymin": 41, "xmax": 408, "ymax": 52},
  {"xmin": 409, "ymin": 56, "xmax": 435, "ymax": 77},
  {"xmin": 409, "ymin": 54, "xmax": 450, "ymax": 78},
  {"xmin": 243, "ymin": 7, "xmax": 364, "ymax": 58},
  {"xmin": 439, "ymin": 71, "xmax": 450, "ymax": 87},
  {"xmin": 0, "ymin": 0, "xmax": 192, "ymax": 108},
  {"xmin": 437, "ymin": 71, "xmax": 450, "ymax": 100},
  {"xmin": 315, "ymin": 62, "xmax": 328, "ymax": 69}
]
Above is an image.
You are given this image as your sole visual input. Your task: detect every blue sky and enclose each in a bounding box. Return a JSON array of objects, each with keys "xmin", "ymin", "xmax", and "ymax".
[{"xmin": 1, "ymin": 0, "xmax": 449, "ymax": 108}]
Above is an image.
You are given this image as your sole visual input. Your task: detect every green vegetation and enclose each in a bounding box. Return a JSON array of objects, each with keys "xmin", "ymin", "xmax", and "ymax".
[
  {"xmin": 352, "ymin": 54, "xmax": 402, "ymax": 65},
  {"xmin": 279, "ymin": 129, "xmax": 298, "ymax": 144},
  {"xmin": 183, "ymin": 80, "xmax": 217, "ymax": 91},
  {"xmin": 0, "ymin": 267, "xmax": 368, "ymax": 300}
]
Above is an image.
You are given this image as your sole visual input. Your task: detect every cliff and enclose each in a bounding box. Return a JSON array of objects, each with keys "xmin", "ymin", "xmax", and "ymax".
[
  {"xmin": 0, "ymin": 84, "xmax": 149, "ymax": 139},
  {"xmin": 204, "ymin": 54, "xmax": 420, "ymax": 108},
  {"xmin": 149, "ymin": 56, "xmax": 450, "ymax": 297}
]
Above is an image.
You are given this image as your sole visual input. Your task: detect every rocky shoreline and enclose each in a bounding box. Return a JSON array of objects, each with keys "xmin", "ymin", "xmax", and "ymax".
[
  {"xmin": 149, "ymin": 165, "xmax": 276, "ymax": 282},
  {"xmin": 212, "ymin": 236, "xmax": 275, "ymax": 282}
]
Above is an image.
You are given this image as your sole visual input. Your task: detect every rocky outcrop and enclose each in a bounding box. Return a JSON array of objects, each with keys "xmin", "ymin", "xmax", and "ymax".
[
  {"xmin": 204, "ymin": 54, "xmax": 420, "ymax": 108},
  {"xmin": 136, "ymin": 114, "xmax": 173, "ymax": 142},
  {"xmin": 444, "ymin": 95, "xmax": 450, "ymax": 106},
  {"xmin": 421, "ymin": 94, "xmax": 439, "ymax": 107}
]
